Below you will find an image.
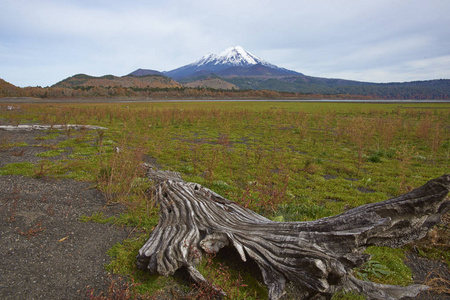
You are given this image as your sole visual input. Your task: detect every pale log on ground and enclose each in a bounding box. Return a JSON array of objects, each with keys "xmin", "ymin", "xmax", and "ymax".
[
  {"xmin": 137, "ymin": 168, "xmax": 450, "ymax": 300},
  {"xmin": 0, "ymin": 124, "xmax": 108, "ymax": 131}
]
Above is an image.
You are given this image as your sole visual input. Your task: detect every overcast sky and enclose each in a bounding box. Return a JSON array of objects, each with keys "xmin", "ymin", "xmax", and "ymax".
[{"xmin": 1, "ymin": 0, "xmax": 450, "ymax": 87}]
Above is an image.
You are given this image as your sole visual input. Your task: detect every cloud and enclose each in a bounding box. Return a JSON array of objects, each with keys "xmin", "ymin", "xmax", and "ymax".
[
  {"xmin": 314, "ymin": 55, "xmax": 450, "ymax": 83},
  {"xmin": 1, "ymin": 0, "xmax": 449, "ymax": 86}
]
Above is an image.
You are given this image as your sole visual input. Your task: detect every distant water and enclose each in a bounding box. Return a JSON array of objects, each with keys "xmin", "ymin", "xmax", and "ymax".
[{"xmin": 118, "ymin": 99, "xmax": 450, "ymax": 103}]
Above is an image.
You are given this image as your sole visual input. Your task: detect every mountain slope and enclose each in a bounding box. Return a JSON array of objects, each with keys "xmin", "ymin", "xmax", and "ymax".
[
  {"xmin": 183, "ymin": 77, "xmax": 239, "ymax": 90},
  {"xmin": 0, "ymin": 78, "xmax": 22, "ymax": 97},
  {"xmin": 128, "ymin": 69, "xmax": 164, "ymax": 77},
  {"xmin": 164, "ymin": 46, "xmax": 302, "ymax": 80},
  {"xmin": 216, "ymin": 64, "xmax": 301, "ymax": 78},
  {"xmin": 53, "ymin": 74, "xmax": 181, "ymax": 89}
]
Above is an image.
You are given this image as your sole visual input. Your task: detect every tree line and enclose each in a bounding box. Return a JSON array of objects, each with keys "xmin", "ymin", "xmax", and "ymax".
[
  {"xmin": 1, "ymin": 85, "xmax": 375, "ymax": 100},
  {"xmin": 2, "ymin": 81, "xmax": 449, "ymax": 100}
]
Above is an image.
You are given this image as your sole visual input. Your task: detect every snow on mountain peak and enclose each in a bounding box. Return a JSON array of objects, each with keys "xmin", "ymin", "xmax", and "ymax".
[
  {"xmin": 163, "ymin": 46, "xmax": 295, "ymax": 79},
  {"xmin": 194, "ymin": 46, "xmax": 273, "ymax": 68},
  {"xmin": 217, "ymin": 46, "xmax": 257, "ymax": 65},
  {"xmin": 194, "ymin": 52, "xmax": 216, "ymax": 66}
]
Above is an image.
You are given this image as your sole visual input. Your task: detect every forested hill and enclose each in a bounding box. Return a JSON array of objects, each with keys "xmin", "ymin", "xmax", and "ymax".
[
  {"xmin": 0, "ymin": 78, "xmax": 22, "ymax": 97},
  {"xmin": 53, "ymin": 74, "xmax": 181, "ymax": 89},
  {"xmin": 221, "ymin": 76, "xmax": 450, "ymax": 100}
]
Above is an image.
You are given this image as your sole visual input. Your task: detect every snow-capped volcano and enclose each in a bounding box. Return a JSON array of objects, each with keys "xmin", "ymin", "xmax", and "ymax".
[
  {"xmin": 164, "ymin": 46, "xmax": 301, "ymax": 80},
  {"xmin": 196, "ymin": 46, "xmax": 274, "ymax": 68}
]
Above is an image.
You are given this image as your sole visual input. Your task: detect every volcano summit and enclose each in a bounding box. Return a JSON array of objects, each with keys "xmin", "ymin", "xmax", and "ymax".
[{"xmin": 161, "ymin": 46, "xmax": 302, "ymax": 80}]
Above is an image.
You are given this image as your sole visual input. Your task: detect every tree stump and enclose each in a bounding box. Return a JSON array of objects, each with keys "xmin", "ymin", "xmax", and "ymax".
[{"xmin": 137, "ymin": 168, "xmax": 450, "ymax": 300}]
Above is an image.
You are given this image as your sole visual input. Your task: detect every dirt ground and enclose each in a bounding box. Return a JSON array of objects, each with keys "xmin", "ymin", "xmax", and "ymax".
[
  {"xmin": 0, "ymin": 175, "xmax": 132, "ymax": 299},
  {"xmin": 0, "ymin": 123, "xmax": 449, "ymax": 299},
  {"xmin": 0, "ymin": 127, "xmax": 134, "ymax": 299},
  {"xmin": 405, "ymin": 252, "xmax": 450, "ymax": 300}
]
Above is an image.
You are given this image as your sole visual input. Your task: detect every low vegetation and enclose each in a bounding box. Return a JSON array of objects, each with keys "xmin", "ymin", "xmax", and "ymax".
[{"xmin": 1, "ymin": 101, "xmax": 449, "ymax": 299}]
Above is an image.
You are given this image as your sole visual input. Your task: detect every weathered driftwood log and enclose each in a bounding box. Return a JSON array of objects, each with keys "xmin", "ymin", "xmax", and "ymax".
[
  {"xmin": 137, "ymin": 169, "xmax": 449, "ymax": 300},
  {"xmin": 0, "ymin": 124, "xmax": 107, "ymax": 131}
]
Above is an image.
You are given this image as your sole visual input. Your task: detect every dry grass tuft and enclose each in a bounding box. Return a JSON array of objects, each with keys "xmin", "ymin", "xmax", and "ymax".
[
  {"xmin": 85, "ymin": 276, "xmax": 134, "ymax": 300},
  {"xmin": 425, "ymin": 270, "xmax": 450, "ymax": 295}
]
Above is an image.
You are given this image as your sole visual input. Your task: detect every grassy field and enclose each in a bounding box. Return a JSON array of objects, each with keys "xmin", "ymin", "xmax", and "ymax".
[{"xmin": 1, "ymin": 101, "xmax": 449, "ymax": 299}]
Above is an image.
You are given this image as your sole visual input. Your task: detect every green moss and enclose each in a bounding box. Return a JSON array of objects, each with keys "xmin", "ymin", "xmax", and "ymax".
[
  {"xmin": 331, "ymin": 290, "xmax": 366, "ymax": 300},
  {"xmin": 71, "ymin": 146, "xmax": 99, "ymax": 156},
  {"xmin": 274, "ymin": 202, "xmax": 334, "ymax": 221},
  {"xmin": 196, "ymin": 251, "xmax": 269, "ymax": 299},
  {"xmin": 106, "ymin": 233, "xmax": 186, "ymax": 296},
  {"xmin": 114, "ymin": 210, "xmax": 159, "ymax": 232},
  {"xmin": 367, "ymin": 154, "xmax": 382, "ymax": 163},
  {"xmin": 0, "ymin": 141, "xmax": 28, "ymax": 150},
  {"xmin": 36, "ymin": 149, "xmax": 65, "ymax": 157},
  {"xmin": 79, "ymin": 212, "xmax": 115, "ymax": 224},
  {"xmin": 35, "ymin": 133, "xmax": 61, "ymax": 140},
  {"xmin": 0, "ymin": 162, "xmax": 35, "ymax": 176},
  {"xmin": 56, "ymin": 138, "xmax": 82, "ymax": 148},
  {"xmin": 14, "ymin": 142, "xmax": 29, "ymax": 147},
  {"xmin": 64, "ymin": 169, "xmax": 97, "ymax": 181},
  {"xmin": 359, "ymin": 246, "xmax": 413, "ymax": 286}
]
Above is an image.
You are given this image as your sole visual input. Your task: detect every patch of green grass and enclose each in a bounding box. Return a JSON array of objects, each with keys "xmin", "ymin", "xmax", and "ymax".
[
  {"xmin": 0, "ymin": 162, "xmax": 35, "ymax": 176},
  {"xmin": 79, "ymin": 212, "xmax": 115, "ymax": 224},
  {"xmin": 79, "ymin": 196, "xmax": 159, "ymax": 231},
  {"xmin": 358, "ymin": 246, "xmax": 413, "ymax": 286},
  {"xmin": 70, "ymin": 146, "xmax": 99, "ymax": 157},
  {"xmin": 36, "ymin": 149, "xmax": 65, "ymax": 158},
  {"xmin": 0, "ymin": 140, "xmax": 28, "ymax": 150},
  {"xmin": 114, "ymin": 208, "xmax": 159, "ymax": 232},
  {"xmin": 56, "ymin": 138, "xmax": 83, "ymax": 148},
  {"xmin": 55, "ymin": 137, "xmax": 101, "ymax": 158},
  {"xmin": 106, "ymin": 233, "xmax": 185, "ymax": 296},
  {"xmin": 209, "ymin": 179, "xmax": 235, "ymax": 195},
  {"xmin": 14, "ymin": 142, "xmax": 29, "ymax": 147},
  {"xmin": 331, "ymin": 290, "xmax": 366, "ymax": 300},
  {"xmin": 371, "ymin": 148, "xmax": 396, "ymax": 159},
  {"xmin": 36, "ymin": 133, "xmax": 61, "ymax": 140},
  {"xmin": 367, "ymin": 154, "xmax": 382, "ymax": 163},
  {"xmin": 196, "ymin": 250, "xmax": 269, "ymax": 299},
  {"xmin": 107, "ymin": 233, "xmax": 151, "ymax": 274},
  {"xmin": 64, "ymin": 169, "xmax": 96, "ymax": 181},
  {"xmin": 274, "ymin": 202, "xmax": 334, "ymax": 221}
]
